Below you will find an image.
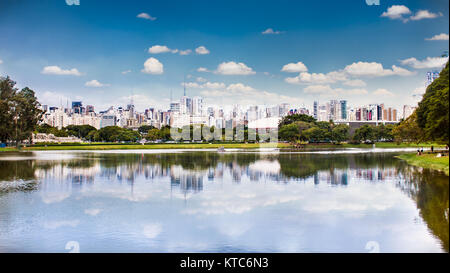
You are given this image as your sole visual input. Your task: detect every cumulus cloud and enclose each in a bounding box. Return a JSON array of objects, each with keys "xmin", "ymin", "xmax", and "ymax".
[
  {"xmin": 148, "ymin": 45, "xmax": 177, "ymax": 54},
  {"xmin": 285, "ymin": 71, "xmax": 347, "ymax": 85},
  {"xmin": 41, "ymin": 65, "xmax": 82, "ymax": 76},
  {"xmin": 303, "ymin": 85, "xmax": 368, "ymax": 96},
  {"xmin": 262, "ymin": 28, "xmax": 283, "ymax": 35},
  {"xmin": 381, "ymin": 6, "xmax": 442, "ymax": 22},
  {"xmin": 195, "ymin": 46, "xmax": 210, "ymax": 55},
  {"xmin": 425, "ymin": 33, "xmax": 449, "ymax": 41},
  {"xmin": 179, "ymin": 49, "xmax": 192, "ymax": 55},
  {"xmin": 0, "ymin": 59, "xmax": 3, "ymax": 64},
  {"xmin": 141, "ymin": 57, "xmax": 163, "ymax": 74},
  {"xmin": 344, "ymin": 62, "xmax": 414, "ymax": 77},
  {"xmin": 85, "ymin": 80, "xmax": 109, "ymax": 87},
  {"xmin": 215, "ymin": 61, "xmax": 256, "ymax": 75},
  {"xmin": 196, "ymin": 77, "xmax": 207, "ymax": 82},
  {"xmin": 409, "ymin": 10, "xmax": 443, "ymax": 21},
  {"xmin": 281, "ymin": 61, "xmax": 308, "ymax": 73},
  {"xmin": 400, "ymin": 56, "xmax": 448, "ymax": 69},
  {"xmin": 343, "ymin": 79, "xmax": 366, "ymax": 87},
  {"xmin": 121, "ymin": 70, "xmax": 132, "ymax": 75},
  {"xmin": 373, "ymin": 88, "xmax": 394, "ymax": 97},
  {"xmin": 137, "ymin": 13, "xmax": 157, "ymax": 21},
  {"xmin": 182, "ymin": 81, "xmax": 226, "ymax": 90},
  {"xmin": 197, "ymin": 67, "xmax": 210, "ymax": 72},
  {"xmin": 381, "ymin": 5, "xmax": 411, "ymax": 20}
]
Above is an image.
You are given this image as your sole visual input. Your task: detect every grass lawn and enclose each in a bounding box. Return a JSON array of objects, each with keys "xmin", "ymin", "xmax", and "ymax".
[
  {"xmin": 397, "ymin": 153, "xmax": 449, "ymax": 176},
  {"xmin": 0, "ymin": 142, "xmax": 444, "ymax": 152}
]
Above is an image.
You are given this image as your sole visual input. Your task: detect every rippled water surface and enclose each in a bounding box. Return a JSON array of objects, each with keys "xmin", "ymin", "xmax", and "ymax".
[{"xmin": 0, "ymin": 150, "xmax": 448, "ymax": 253}]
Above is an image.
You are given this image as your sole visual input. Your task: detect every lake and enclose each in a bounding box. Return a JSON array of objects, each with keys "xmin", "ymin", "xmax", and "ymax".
[{"xmin": 0, "ymin": 149, "xmax": 448, "ymax": 253}]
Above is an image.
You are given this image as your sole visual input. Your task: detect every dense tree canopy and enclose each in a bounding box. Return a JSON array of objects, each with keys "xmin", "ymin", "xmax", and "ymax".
[
  {"xmin": 0, "ymin": 77, "xmax": 43, "ymax": 145},
  {"xmin": 416, "ymin": 61, "xmax": 449, "ymax": 144}
]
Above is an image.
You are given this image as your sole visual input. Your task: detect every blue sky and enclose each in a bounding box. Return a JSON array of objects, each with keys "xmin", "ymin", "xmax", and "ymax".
[{"xmin": 0, "ymin": 0, "xmax": 448, "ymax": 111}]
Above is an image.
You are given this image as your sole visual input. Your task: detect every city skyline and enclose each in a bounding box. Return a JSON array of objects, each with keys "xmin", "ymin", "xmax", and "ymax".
[{"xmin": 0, "ymin": 0, "xmax": 449, "ymax": 111}]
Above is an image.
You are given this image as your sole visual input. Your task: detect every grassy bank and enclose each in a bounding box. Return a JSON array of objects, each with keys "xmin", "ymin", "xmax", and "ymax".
[
  {"xmin": 397, "ymin": 153, "xmax": 449, "ymax": 176},
  {"xmin": 0, "ymin": 142, "xmax": 444, "ymax": 152}
]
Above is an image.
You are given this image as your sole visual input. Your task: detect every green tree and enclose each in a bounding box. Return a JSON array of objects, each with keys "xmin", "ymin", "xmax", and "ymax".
[
  {"xmin": 278, "ymin": 114, "xmax": 316, "ymax": 128},
  {"xmin": 416, "ymin": 61, "xmax": 449, "ymax": 144},
  {"xmin": 15, "ymin": 87, "xmax": 43, "ymax": 144},
  {"xmin": 138, "ymin": 125, "xmax": 155, "ymax": 134},
  {"xmin": 392, "ymin": 111, "xmax": 425, "ymax": 144},
  {"xmin": 331, "ymin": 124, "xmax": 349, "ymax": 143},
  {"xmin": 279, "ymin": 123, "xmax": 300, "ymax": 142},
  {"xmin": 65, "ymin": 125, "xmax": 97, "ymax": 139},
  {"xmin": 0, "ymin": 76, "xmax": 17, "ymax": 143},
  {"xmin": 146, "ymin": 128, "xmax": 161, "ymax": 141},
  {"xmin": 353, "ymin": 125, "xmax": 376, "ymax": 143}
]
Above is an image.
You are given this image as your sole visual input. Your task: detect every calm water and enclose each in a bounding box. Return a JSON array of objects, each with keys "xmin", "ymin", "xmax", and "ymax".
[{"xmin": 0, "ymin": 149, "xmax": 448, "ymax": 253}]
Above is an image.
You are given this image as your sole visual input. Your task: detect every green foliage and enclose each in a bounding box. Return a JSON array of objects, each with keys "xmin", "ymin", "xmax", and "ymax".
[
  {"xmin": 416, "ymin": 61, "xmax": 449, "ymax": 144},
  {"xmin": 138, "ymin": 125, "xmax": 155, "ymax": 134},
  {"xmin": 97, "ymin": 126, "xmax": 141, "ymax": 142},
  {"xmin": 0, "ymin": 77, "xmax": 43, "ymax": 145},
  {"xmin": 65, "ymin": 125, "xmax": 97, "ymax": 139},
  {"xmin": 392, "ymin": 112, "xmax": 424, "ymax": 144},
  {"xmin": 278, "ymin": 114, "xmax": 316, "ymax": 128},
  {"xmin": 352, "ymin": 125, "xmax": 376, "ymax": 143}
]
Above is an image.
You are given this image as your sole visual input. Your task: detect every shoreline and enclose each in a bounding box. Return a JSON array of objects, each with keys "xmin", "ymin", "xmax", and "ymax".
[
  {"xmin": 396, "ymin": 153, "xmax": 449, "ymax": 176},
  {"xmin": 0, "ymin": 142, "xmax": 444, "ymax": 152}
]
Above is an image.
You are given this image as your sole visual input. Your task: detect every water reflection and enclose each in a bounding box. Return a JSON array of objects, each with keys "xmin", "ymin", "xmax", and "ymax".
[{"xmin": 0, "ymin": 151, "xmax": 448, "ymax": 252}]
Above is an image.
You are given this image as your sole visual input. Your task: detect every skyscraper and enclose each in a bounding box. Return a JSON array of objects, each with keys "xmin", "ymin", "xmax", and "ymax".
[
  {"xmin": 339, "ymin": 100, "xmax": 347, "ymax": 120},
  {"xmin": 313, "ymin": 101, "xmax": 318, "ymax": 120}
]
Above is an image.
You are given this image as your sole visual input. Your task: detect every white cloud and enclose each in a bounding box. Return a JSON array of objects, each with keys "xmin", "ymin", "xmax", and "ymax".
[
  {"xmin": 285, "ymin": 70, "xmax": 347, "ymax": 85},
  {"xmin": 121, "ymin": 70, "xmax": 132, "ymax": 75},
  {"xmin": 262, "ymin": 28, "xmax": 283, "ymax": 35},
  {"xmin": 303, "ymin": 85, "xmax": 368, "ymax": 96},
  {"xmin": 410, "ymin": 10, "xmax": 442, "ymax": 21},
  {"xmin": 425, "ymin": 33, "xmax": 449, "ymax": 41},
  {"xmin": 373, "ymin": 88, "xmax": 394, "ymax": 97},
  {"xmin": 143, "ymin": 223, "xmax": 162, "ymax": 239},
  {"xmin": 141, "ymin": 57, "xmax": 163, "ymax": 74},
  {"xmin": 195, "ymin": 46, "xmax": 210, "ymax": 55},
  {"xmin": 400, "ymin": 56, "xmax": 448, "ymax": 69},
  {"xmin": 179, "ymin": 49, "xmax": 192, "ymax": 55},
  {"xmin": 148, "ymin": 45, "xmax": 178, "ymax": 54},
  {"xmin": 344, "ymin": 62, "xmax": 414, "ymax": 77},
  {"xmin": 197, "ymin": 67, "xmax": 210, "ymax": 72},
  {"xmin": 281, "ymin": 61, "xmax": 308, "ymax": 73},
  {"xmin": 0, "ymin": 59, "xmax": 3, "ymax": 64},
  {"xmin": 182, "ymin": 81, "xmax": 226, "ymax": 90},
  {"xmin": 85, "ymin": 80, "xmax": 109, "ymax": 88},
  {"xmin": 84, "ymin": 208, "xmax": 102, "ymax": 216},
  {"xmin": 41, "ymin": 65, "xmax": 82, "ymax": 76},
  {"xmin": 215, "ymin": 61, "xmax": 256, "ymax": 75},
  {"xmin": 381, "ymin": 5, "xmax": 411, "ymax": 20},
  {"xmin": 137, "ymin": 13, "xmax": 157, "ymax": 21},
  {"xmin": 343, "ymin": 79, "xmax": 366, "ymax": 87}
]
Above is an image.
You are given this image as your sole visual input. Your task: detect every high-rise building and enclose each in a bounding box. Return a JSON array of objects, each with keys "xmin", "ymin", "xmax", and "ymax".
[
  {"xmin": 170, "ymin": 102, "xmax": 180, "ymax": 113},
  {"xmin": 72, "ymin": 101, "xmax": 82, "ymax": 114},
  {"xmin": 339, "ymin": 100, "xmax": 347, "ymax": 120},
  {"xmin": 313, "ymin": 101, "xmax": 318, "ymax": 120},
  {"xmin": 192, "ymin": 96, "xmax": 203, "ymax": 116}
]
